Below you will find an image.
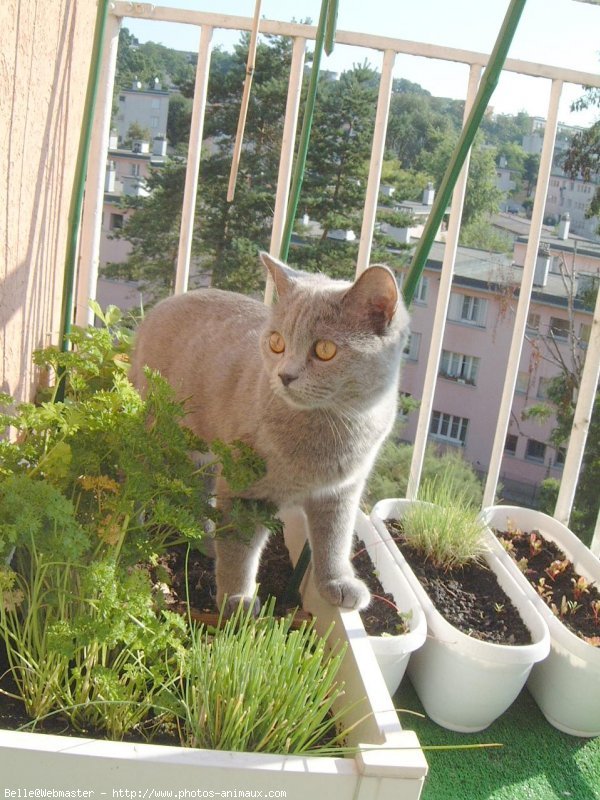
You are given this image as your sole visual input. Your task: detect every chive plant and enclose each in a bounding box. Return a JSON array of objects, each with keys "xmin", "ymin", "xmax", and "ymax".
[{"xmin": 401, "ymin": 475, "xmax": 487, "ymax": 570}]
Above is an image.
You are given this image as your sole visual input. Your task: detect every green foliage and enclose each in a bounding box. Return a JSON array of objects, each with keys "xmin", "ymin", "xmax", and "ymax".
[
  {"xmin": 401, "ymin": 475, "xmax": 487, "ymax": 570},
  {"xmin": 538, "ymin": 478, "xmax": 560, "ymax": 517},
  {"xmin": 0, "ymin": 310, "xmax": 286, "ymax": 741},
  {"xmin": 159, "ymin": 597, "xmax": 351, "ymax": 754},
  {"xmin": 114, "ymin": 27, "xmax": 195, "ymax": 95},
  {"xmin": 365, "ymin": 440, "xmax": 483, "ymax": 509},
  {"xmin": 420, "ymin": 131, "xmax": 503, "ymax": 225},
  {"xmin": 458, "ymin": 217, "xmax": 513, "ymax": 254}
]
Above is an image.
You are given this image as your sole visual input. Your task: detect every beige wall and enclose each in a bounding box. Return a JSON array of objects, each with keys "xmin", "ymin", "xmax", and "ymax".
[{"xmin": 0, "ymin": 0, "xmax": 98, "ymax": 403}]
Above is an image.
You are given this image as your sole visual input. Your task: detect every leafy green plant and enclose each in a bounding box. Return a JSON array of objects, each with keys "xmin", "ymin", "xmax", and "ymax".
[
  {"xmin": 401, "ymin": 474, "xmax": 487, "ymax": 570},
  {"xmin": 0, "ymin": 307, "xmax": 280, "ymax": 740},
  {"xmin": 159, "ymin": 597, "xmax": 353, "ymax": 755}
]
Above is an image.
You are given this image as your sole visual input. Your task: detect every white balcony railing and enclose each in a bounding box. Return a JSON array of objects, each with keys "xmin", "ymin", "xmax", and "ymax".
[{"xmin": 76, "ymin": 4, "xmax": 600, "ymax": 553}]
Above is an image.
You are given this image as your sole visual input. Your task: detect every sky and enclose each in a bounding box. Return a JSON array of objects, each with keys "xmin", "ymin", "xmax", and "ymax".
[{"xmin": 123, "ymin": 0, "xmax": 600, "ymax": 127}]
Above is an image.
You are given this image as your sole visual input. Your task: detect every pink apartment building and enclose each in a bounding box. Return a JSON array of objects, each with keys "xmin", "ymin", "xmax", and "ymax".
[
  {"xmin": 398, "ymin": 229, "xmax": 599, "ymax": 504},
  {"xmin": 97, "ymin": 136, "xmax": 167, "ymax": 311}
]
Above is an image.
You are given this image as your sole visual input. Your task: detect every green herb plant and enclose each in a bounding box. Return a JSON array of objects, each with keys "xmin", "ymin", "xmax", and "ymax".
[
  {"xmin": 159, "ymin": 596, "xmax": 354, "ymax": 755},
  {"xmin": 401, "ymin": 474, "xmax": 487, "ymax": 570},
  {"xmin": 0, "ymin": 306, "xmax": 277, "ymax": 741}
]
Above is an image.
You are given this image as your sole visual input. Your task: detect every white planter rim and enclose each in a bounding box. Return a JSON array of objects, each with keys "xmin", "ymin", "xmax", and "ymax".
[
  {"xmin": 481, "ymin": 504, "xmax": 600, "ymax": 665},
  {"xmin": 354, "ymin": 509, "xmax": 427, "ymax": 654},
  {"xmin": 371, "ymin": 499, "xmax": 550, "ymax": 665}
]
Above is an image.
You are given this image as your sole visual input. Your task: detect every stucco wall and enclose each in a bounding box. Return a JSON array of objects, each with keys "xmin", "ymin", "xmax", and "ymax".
[{"xmin": 0, "ymin": 0, "xmax": 97, "ymax": 403}]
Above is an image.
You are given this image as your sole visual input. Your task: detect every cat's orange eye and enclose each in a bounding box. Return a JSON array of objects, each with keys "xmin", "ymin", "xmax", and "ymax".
[
  {"xmin": 269, "ymin": 332, "xmax": 285, "ymax": 354},
  {"xmin": 314, "ymin": 339, "xmax": 337, "ymax": 361}
]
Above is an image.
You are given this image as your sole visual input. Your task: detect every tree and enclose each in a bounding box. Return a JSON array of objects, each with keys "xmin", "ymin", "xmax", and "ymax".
[
  {"xmin": 521, "ymin": 257, "xmax": 599, "ymax": 544},
  {"xmin": 386, "ymin": 92, "xmax": 459, "ymax": 170},
  {"xmin": 301, "ymin": 63, "xmax": 379, "ymax": 243},
  {"xmin": 420, "ymin": 131, "xmax": 503, "ymax": 225},
  {"xmin": 166, "ymin": 93, "xmax": 193, "ymax": 150},
  {"xmin": 563, "ymin": 79, "xmax": 600, "ymax": 234},
  {"xmin": 365, "ymin": 440, "xmax": 483, "ymax": 509}
]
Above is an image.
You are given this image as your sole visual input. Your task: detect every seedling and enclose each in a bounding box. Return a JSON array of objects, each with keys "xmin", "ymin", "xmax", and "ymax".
[
  {"xmin": 572, "ymin": 576, "xmax": 590, "ymax": 601},
  {"xmin": 529, "ymin": 532, "xmax": 543, "ymax": 558},
  {"xmin": 545, "ymin": 559, "xmax": 570, "ymax": 581},
  {"xmin": 536, "ymin": 577, "xmax": 553, "ymax": 603}
]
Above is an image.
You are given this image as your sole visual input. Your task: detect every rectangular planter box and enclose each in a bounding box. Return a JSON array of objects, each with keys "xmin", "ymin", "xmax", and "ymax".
[{"xmin": 0, "ymin": 510, "xmax": 428, "ymax": 799}]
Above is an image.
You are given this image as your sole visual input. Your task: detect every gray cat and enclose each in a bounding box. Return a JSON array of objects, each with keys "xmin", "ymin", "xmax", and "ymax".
[{"xmin": 130, "ymin": 252, "xmax": 409, "ymax": 612}]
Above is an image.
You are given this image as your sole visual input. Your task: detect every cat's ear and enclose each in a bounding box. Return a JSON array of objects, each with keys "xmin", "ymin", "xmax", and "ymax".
[
  {"xmin": 260, "ymin": 251, "xmax": 295, "ymax": 299},
  {"xmin": 343, "ymin": 265, "xmax": 401, "ymax": 335}
]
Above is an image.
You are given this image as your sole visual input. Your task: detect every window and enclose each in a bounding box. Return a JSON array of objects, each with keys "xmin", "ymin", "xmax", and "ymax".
[
  {"xmin": 448, "ymin": 292, "xmax": 487, "ymax": 327},
  {"xmin": 439, "ymin": 350, "xmax": 480, "ymax": 385},
  {"xmin": 131, "ymin": 163, "xmax": 141, "ymax": 177},
  {"xmin": 549, "ymin": 317, "xmax": 569, "ymax": 340},
  {"xmin": 402, "ymin": 332, "xmax": 421, "ymax": 361},
  {"xmin": 554, "ymin": 447, "xmax": 566, "ymax": 468},
  {"xmin": 397, "ymin": 272, "xmax": 428, "ymax": 304},
  {"xmin": 526, "ymin": 312, "xmax": 540, "ymax": 333},
  {"xmin": 525, "ymin": 439, "xmax": 546, "ymax": 463},
  {"xmin": 504, "ymin": 434, "xmax": 518, "ymax": 455},
  {"xmin": 515, "ymin": 371, "xmax": 529, "ymax": 394},
  {"xmin": 430, "ymin": 411, "xmax": 469, "ymax": 446},
  {"xmin": 537, "ymin": 377, "xmax": 552, "ymax": 400},
  {"xmin": 414, "ymin": 275, "xmax": 429, "ymax": 304},
  {"xmin": 150, "ymin": 116, "xmax": 160, "ymax": 129},
  {"xmin": 109, "ymin": 213, "xmax": 124, "ymax": 230},
  {"xmin": 580, "ymin": 323, "xmax": 591, "ymax": 348}
]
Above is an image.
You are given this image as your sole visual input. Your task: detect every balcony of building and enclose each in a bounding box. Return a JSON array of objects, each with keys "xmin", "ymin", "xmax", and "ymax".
[{"xmin": 2, "ymin": 2, "xmax": 600, "ymax": 796}]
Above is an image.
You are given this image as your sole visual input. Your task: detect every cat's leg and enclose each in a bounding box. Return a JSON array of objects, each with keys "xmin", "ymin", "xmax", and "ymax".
[
  {"xmin": 214, "ymin": 527, "xmax": 270, "ymax": 615},
  {"xmin": 303, "ymin": 485, "xmax": 369, "ymax": 610},
  {"xmin": 213, "ymin": 483, "xmax": 270, "ymax": 615}
]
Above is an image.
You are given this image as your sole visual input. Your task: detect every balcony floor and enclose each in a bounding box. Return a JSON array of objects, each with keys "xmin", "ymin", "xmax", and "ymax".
[{"xmin": 394, "ymin": 680, "xmax": 600, "ymax": 799}]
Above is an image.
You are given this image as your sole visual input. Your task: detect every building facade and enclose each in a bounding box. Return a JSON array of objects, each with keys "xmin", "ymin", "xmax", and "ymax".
[{"xmin": 397, "ymin": 232, "xmax": 598, "ymax": 504}]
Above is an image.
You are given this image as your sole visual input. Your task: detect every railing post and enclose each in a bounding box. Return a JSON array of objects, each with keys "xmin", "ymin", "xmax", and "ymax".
[
  {"xmin": 75, "ymin": 12, "xmax": 121, "ymax": 326},
  {"xmin": 174, "ymin": 25, "xmax": 213, "ymax": 295},
  {"xmin": 406, "ymin": 64, "xmax": 481, "ymax": 500},
  {"xmin": 553, "ymin": 284, "xmax": 600, "ymax": 526},
  {"xmin": 266, "ymin": 36, "xmax": 306, "ymax": 303},
  {"xmin": 356, "ymin": 48, "xmax": 396, "ymax": 278},
  {"xmin": 482, "ymin": 79, "xmax": 563, "ymax": 507}
]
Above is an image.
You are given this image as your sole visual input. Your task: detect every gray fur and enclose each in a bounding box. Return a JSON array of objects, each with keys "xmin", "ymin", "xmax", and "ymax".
[{"xmin": 130, "ymin": 252, "xmax": 410, "ymax": 610}]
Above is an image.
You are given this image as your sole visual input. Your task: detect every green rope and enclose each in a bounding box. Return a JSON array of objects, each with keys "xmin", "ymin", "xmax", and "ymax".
[
  {"xmin": 278, "ymin": 0, "xmax": 334, "ymax": 261},
  {"xmin": 56, "ymin": 0, "xmax": 111, "ymax": 400},
  {"xmin": 402, "ymin": 0, "xmax": 527, "ymax": 306}
]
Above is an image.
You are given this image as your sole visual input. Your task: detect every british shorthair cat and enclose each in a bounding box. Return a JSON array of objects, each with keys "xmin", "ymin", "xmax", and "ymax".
[{"xmin": 130, "ymin": 252, "xmax": 410, "ymax": 612}]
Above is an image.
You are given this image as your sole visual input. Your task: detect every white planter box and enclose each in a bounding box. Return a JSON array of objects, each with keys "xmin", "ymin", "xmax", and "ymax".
[
  {"xmin": 481, "ymin": 505, "xmax": 600, "ymax": 737},
  {"xmin": 0, "ymin": 510, "xmax": 428, "ymax": 799},
  {"xmin": 371, "ymin": 499, "xmax": 550, "ymax": 733},
  {"xmin": 353, "ymin": 510, "xmax": 427, "ymax": 695}
]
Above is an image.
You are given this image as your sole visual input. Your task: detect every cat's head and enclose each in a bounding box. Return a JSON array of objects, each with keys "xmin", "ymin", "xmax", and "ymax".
[{"xmin": 259, "ymin": 252, "xmax": 410, "ymax": 412}]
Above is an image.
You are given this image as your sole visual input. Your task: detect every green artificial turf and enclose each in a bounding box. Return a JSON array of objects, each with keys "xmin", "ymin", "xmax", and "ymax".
[{"xmin": 394, "ymin": 680, "xmax": 600, "ymax": 800}]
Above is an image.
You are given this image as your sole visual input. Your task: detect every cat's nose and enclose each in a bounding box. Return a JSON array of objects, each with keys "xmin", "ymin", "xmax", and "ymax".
[{"xmin": 279, "ymin": 372, "xmax": 297, "ymax": 387}]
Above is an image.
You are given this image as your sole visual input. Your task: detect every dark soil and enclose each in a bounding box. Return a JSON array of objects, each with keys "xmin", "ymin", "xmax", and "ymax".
[
  {"xmin": 494, "ymin": 526, "xmax": 600, "ymax": 646},
  {"xmin": 383, "ymin": 520, "xmax": 533, "ymax": 646},
  {"xmin": 352, "ymin": 540, "xmax": 411, "ymax": 636}
]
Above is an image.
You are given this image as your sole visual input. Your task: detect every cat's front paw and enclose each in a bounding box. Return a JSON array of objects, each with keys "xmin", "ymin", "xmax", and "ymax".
[
  {"xmin": 222, "ymin": 593, "xmax": 261, "ymax": 618},
  {"xmin": 318, "ymin": 577, "xmax": 370, "ymax": 610}
]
